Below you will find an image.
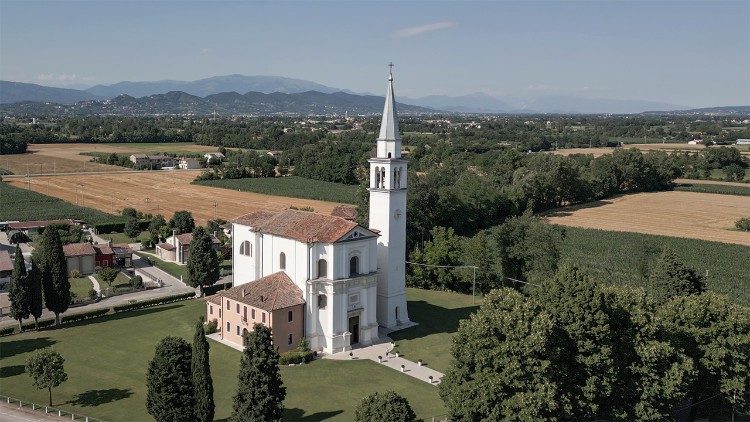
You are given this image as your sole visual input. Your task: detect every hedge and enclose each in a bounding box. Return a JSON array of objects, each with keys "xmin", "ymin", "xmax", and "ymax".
[
  {"xmin": 203, "ymin": 282, "xmax": 232, "ymax": 296},
  {"xmin": 21, "ymin": 319, "xmax": 55, "ymax": 331},
  {"xmin": 93, "ymin": 220, "xmax": 149, "ymax": 234},
  {"xmin": 112, "ymin": 291, "xmax": 196, "ymax": 313},
  {"xmin": 61, "ymin": 308, "xmax": 110, "ymax": 324},
  {"xmin": 0, "ymin": 326, "xmax": 15, "ymax": 336},
  {"xmin": 279, "ymin": 349, "xmax": 315, "ymax": 365}
]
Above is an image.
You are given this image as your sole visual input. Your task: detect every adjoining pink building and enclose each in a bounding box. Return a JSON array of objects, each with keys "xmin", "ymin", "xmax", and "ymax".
[{"xmin": 206, "ymin": 271, "xmax": 305, "ymax": 353}]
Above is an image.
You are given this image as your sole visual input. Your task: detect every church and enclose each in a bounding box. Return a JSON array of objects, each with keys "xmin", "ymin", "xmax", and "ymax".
[{"xmin": 206, "ymin": 68, "xmax": 411, "ymax": 354}]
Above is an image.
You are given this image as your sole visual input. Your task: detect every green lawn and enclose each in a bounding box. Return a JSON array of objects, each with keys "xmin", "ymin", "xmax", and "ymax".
[
  {"xmin": 68, "ymin": 277, "xmax": 93, "ymax": 301},
  {"xmin": 389, "ymin": 288, "xmax": 479, "ymax": 374},
  {"xmin": 194, "ymin": 176, "xmax": 359, "ymax": 204},
  {"xmin": 96, "ymin": 272, "xmax": 132, "ymax": 295},
  {"xmin": 100, "ymin": 142, "xmax": 216, "ymax": 155},
  {"xmin": 0, "ymin": 300, "xmax": 445, "ymax": 421},
  {"xmin": 136, "ymin": 251, "xmax": 189, "ymax": 282},
  {"xmin": 99, "ymin": 231, "xmax": 150, "ymax": 244}
]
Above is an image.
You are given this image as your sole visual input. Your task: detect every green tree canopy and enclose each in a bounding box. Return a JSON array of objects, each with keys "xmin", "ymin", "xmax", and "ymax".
[
  {"xmin": 26, "ymin": 349, "xmax": 68, "ymax": 406},
  {"xmin": 192, "ymin": 318, "xmax": 215, "ymax": 422},
  {"xmin": 406, "ymin": 226, "xmax": 464, "ymax": 291},
  {"xmin": 187, "ymin": 227, "xmax": 220, "ymax": 295},
  {"xmin": 146, "ymin": 336, "xmax": 195, "ymax": 422},
  {"xmin": 647, "ymin": 248, "xmax": 706, "ymax": 304},
  {"xmin": 354, "ymin": 391, "xmax": 416, "ymax": 422},
  {"xmin": 124, "ymin": 217, "xmax": 140, "ymax": 238},
  {"xmin": 37, "ymin": 226, "xmax": 69, "ymax": 325},
  {"xmin": 232, "ymin": 324, "xmax": 286, "ymax": 422},
  {"xmin": 170, "ymin": 210, "xmax": 195, "ymax": 235},
  {"xmin": 9, "ymin": 244, "xmax": 30, "ymax": 330},
  {"xmin": 27, "ymin": 257, "xmax": 43, "ymax": 327}
]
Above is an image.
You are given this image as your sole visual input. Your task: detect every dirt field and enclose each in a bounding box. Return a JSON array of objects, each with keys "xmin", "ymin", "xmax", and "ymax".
[
  {"xmin": 0, "ymin": 143, "xmax": 221, "ymax": 175},
  {"xmin": 545, "ymin": 191, "xmax": 750, "ymax": 246},
  {"xmin": 552, "ymin": 143, "xmax": 750, "ymax": 158},
  {"xmin": 5, "ymin": 171, "xmax": 343, "ymax": 225}
]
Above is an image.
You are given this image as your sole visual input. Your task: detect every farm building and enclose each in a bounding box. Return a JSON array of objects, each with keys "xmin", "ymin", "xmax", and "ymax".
[
  {"xmin": 129, "ymin": 154, "xmax": 178, "ymax": 169},
  {"xmin": 178, "ymin": 157, "xmax": 202, "ymax": 170},
  {"xmin": 63, "ymin": 243, "xmax": 96, "ymax": 275},
  {"xmin": 0, "ymin": 250, "xmax": 13, "ymax": 291},
  {"xmin": 156, "ymin": 230, "xmax": 220, "ymax": 264},
  {"xmin": 63, "ymin": 241, "xmax": 133, "ymax": 275},
  {"xmin": 7, "ymin": 219, "xmax": 79, "ymax": 235},
  {"xmin": 205, "ymin": 152, "xmax": 225, "ymax": 164}
]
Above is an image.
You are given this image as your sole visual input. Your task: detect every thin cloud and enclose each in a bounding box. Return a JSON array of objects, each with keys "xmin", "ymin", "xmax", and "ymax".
[{"xmin": 392, "ymin": 21, "xmax": 456, "ymax": 38}]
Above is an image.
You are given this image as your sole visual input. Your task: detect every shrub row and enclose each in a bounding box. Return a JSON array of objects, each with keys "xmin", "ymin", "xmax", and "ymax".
[
  {"xmin": 279, "ymin": 349, "xmax": 315, "ymax": 365},
  {"xmin": 21, "ymin": 319, "xmax": 55, "ymax": 331},
  {"xmin": 93, "ymin": 220, "xmax": 149, "ymax": 234},
  {"xmin": 61, "ymin": 308, "xmax": 110, "ymax": 324},
  {"xmin": 0, "ymin": 326, "xmax": 15, "ymax": 337},
  {"xmin": 112, "ymin": 291, "xmax": 196, "ymax": 313},
  {"xmin": 203, "ymin": 282, "xmax": 232, "ymax": 296}
]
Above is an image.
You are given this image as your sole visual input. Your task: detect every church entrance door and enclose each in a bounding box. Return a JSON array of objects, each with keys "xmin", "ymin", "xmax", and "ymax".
[{"xmin": 348, "ymin": 315, "xmax": 360, "ymax": 345}]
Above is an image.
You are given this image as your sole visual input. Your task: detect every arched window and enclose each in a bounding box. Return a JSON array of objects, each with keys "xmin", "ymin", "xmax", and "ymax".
[
  {"xmin": 317, "ymin": 259, "xmax": 327, "ymax": 278},
  {"xmin": 374, "ymin": 166, "xmax": 380, "ymax": 188},
  {"xmin": 279, "ymin": 252, "xmax": 286, "ymax": 270},
  {"xmin": 240, "ymin": 240, "xmax": 252, "ymax": 256},
  {"xmin": 380, "ymin": 168, "xmax": 386, "ymax": 188},
  {"xmin": 349, "ymin": 256, "xmax": 359, "ymax": 276},
  {"xmin": 387, "ymin": 152, "xmax": 392, "ymax": 158},
  {"xmin": 396, "ymin": 167, "xmax": 402, "ymax": 188}
]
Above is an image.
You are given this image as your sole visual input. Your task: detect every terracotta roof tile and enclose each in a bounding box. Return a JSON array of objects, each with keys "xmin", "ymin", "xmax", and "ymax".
[
  {"xmin": 92, "ymin": 244, "xmax": 114, "ymax": 255},
  {"xmin": 174, "ymin": 233, "xmax": 221, "ymax": 246},
  {"xmin": 331, "ymin": 205, "xmax": 357, "ymax": 221},
  {"xmin": 62, "ymin": 242, "xmax": 96, "ymax": 257},
  {"xmin": 157, "ymin": 242, "xmax": 175, "ymax": 251},
  {"xmin": 231, "ymin": 209, "xmax": 371, "ymax": 243},
  {"xmin": 8, "ymin": 219, "xmax": 77, "ymax": 230},
  {"xmin": 0, "ymin": 250, "xmax": 13, "ymax": 273},
  {"xmin": 209, "ymin": 272, "xmax": 305, "ymax": 312}
]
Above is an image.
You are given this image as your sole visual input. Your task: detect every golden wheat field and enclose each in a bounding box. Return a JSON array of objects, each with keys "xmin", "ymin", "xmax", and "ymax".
[
  {"xmin": 545, "ymin": 191, "xmax": 750, "ymax": 246},
  {"xmin": 5, "ymin": 171, "xmax": 342, "ymax": 225},
  {"xmin": 552, "ymin": 143, "xmax": 750, "ymax": 158}
]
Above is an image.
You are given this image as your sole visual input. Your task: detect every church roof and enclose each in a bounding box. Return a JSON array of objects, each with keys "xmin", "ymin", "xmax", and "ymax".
[
  {"xmin": 378, "ymin": 66, "xmax": 401, "ymax": 141},
  {"xmin": 210, "ymin": 271, "xmax": 305, "ymax": 312},
  {"xmin": 232, "ymin": 209, "xmax": 373, "ymax": 243}
]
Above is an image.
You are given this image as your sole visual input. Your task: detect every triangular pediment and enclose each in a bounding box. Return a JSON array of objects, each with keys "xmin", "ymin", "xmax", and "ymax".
[{"xmin": 336, "ymin": 226, "xmax": 379, "ymax": 243}]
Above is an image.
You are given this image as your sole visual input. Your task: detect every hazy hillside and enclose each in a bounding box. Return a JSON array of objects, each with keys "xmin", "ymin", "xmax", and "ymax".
[{"xmin": 0, "ymin": 81, "xmax": 100, "ymax": 104}]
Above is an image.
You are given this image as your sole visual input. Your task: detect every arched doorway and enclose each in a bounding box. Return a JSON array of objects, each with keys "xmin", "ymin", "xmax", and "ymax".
[{"xmin": 349, "ymin": 256, "xmax": 359, "ymax": 276}]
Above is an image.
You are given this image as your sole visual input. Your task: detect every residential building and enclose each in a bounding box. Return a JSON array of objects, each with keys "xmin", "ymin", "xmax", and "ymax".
[
  {"xmin": 63, "ymin": 243, "xmax": 96, "ymax": 275},
  {"xmin": 205, "ymin": 152, "xmax": 225, "ymax": 164},
  {"xmin": 178, "ymin": 157, "xmax": 202, "ymax": 170},
  {"xmin": 156, "ymin": 230, "xmax": 220, "ymax": 264},
  {"xmin": 0, "ymin": 250, "xmax": 13, "ymax": 291}
]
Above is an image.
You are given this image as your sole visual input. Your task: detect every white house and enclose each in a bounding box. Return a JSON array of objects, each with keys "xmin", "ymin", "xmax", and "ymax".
[
  {"xmin": 178, "ymin": 157, "xmax": 202, "ymax": 170},
  {"xmin": 737, "ymin": 139, "xmax": 750, "ymax": 145},
  {"xmin": 227, "ymin": 68, "xmax": 411, "ymax": 354},
  {"xmin": 205, "ymin": 152, "xmax": 225, "ymax": 164}
]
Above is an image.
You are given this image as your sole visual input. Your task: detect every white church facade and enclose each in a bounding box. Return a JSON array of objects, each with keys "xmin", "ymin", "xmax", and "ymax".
[{"xmin": 206, "ymin": 68, "xmax": 411, "ymax": 354}]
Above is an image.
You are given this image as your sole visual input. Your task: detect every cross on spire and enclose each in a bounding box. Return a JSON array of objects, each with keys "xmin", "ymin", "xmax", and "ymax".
[{"xmin": 388, "ymin": 62, "xmax": 394, "ymax": 80}]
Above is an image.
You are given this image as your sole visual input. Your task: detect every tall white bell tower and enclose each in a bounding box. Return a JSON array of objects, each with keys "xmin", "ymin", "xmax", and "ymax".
[{"xmin": 369, "ymin": 64, "xmax": 410, "ymax": 329}]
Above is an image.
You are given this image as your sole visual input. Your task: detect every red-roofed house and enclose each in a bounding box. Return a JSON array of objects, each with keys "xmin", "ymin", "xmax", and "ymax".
[{"xmin": 63, "ymin": 243, "xmax": 96, "ymax": 275}]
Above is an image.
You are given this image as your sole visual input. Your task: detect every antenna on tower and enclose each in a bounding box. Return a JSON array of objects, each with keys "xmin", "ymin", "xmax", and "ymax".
[{"xmin": 388, "ymin": 62, "xmax": 394, "ymax": 80}]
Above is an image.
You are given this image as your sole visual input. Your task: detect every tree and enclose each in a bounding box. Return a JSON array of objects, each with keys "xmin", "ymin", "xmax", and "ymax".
[
  {"xmin": 170, "ymin": 210, "xmax": 195, "ymax": 234},
  {"xmin": 146, "ymin": 337, "xmax": 195, "ymax": 422},
  {"xmin": 9, "ymin": 245, "xmax": 30, "ymax": 330},
  {"xmin": 647, "ymin": 248, "xmax": 706, "ymax": 304},
  {"xmin": 149, "ymin": 214, "xmax": 167, "ymax": 234},
  {"xmin": 355, "ymin": 391, "xmax": 416, "ymax": 422},
  {"xmin": 232, "ymin": 324, "xmax": 286, "ymax": 422},
  {"xmin": 27, "ymin": 258, "xmax": 43, "ymax": 328},
  {"xmin": 406, "ymin": 226, "xmax": 464, "ymax": 292},
  {"xmin": 439, "ymin": 288, "xmax": 572, "ymax": 420},
  {"xmin": 96, "ymin": 266, "xmax": 119, "ymax": 289},
  {"xmin": 26, "ymin": 349, "xmax": 68, "ymax": 406},
  {"xmin": 121, "ymin": 207, "xmax": 139, "ymax": 219},
  {"xmin": 187, "ymin": 227, "xmax": 220, "ymax": 295},
  {"xmin": 37, "ymin": 227, "xmax": 70, "ymax": 325},
  {"xmin": 723, "ymin": 163, "xmax": 745, "ymax": 182},
  {"xmin": 124, "ymin": 217, "xmax": 140, "ymax": 238},
  {"xmin": 193, "ymin": 318, "xmax": 215, "ymax": 422}
]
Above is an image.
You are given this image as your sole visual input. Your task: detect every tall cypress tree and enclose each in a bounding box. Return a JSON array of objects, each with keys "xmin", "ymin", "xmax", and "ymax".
[
  {"xmin": 27, "ymin": 257, "xmax": 43, "ymax": 328},
  {"xmin": 9, "ymin": 245, "xmax": 30, "ymax": 331},
  {"xmin": 146, "ymin": 336, "xmax": 195, "ymax": 422},
  {"xmin": 187, "ymin": 227, "xmax": 220, "ymax": 296},
  {"xmin": 192, "ymin": 318, "xmax": 215, "ymax": 422},
  {"xmin": 38, "ymin": 228, "xmax": 70, "ymax": 325},
  {"xmin": 231, "ymin": 324, "xmax": 286, "ymax": 422}
]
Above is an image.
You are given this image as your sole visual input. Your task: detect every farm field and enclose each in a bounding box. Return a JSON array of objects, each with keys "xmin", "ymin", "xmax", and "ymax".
[
  {"xmin": 545, "ymin": 190, "xmax": 750, "ymax": 246},
  {"xmin": 0, "ymin": 182, "xmax": 123, "ymax": 224},
  {"xmin": 4, "ymin": 172, "xmax": 343, "ymax": 225},
  {"xmin": 560, "ymin": 226, "xmax": 750, "ymax": 305},
  {"xmin": 0, "ymin": 297, "xmax": 447, "ymax": 421},
  {"xmin": 551, "ymin": 142, "xmax": 750, "ymax": 158},
  {"xmin": 195, "ymin": 176, "xmax": 360, "ymax": 204},
  {"xmin": 674, "ymin": 182, "xmax": 750, "ymax": 197}
]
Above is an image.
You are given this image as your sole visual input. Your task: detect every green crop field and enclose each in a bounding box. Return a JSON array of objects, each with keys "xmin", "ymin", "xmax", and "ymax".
[
  {"xmin": 0, "ymin": 182, "xmax": 123, "ymax": 224},
  {"xmin": 195, "ymin": 176, "xmax": 359, "ymax": 204},
  {"xmin": 559, "ymin": 226, "xmax": 750, "ymax": 304},
  {"xmin": 100, "ymin": 142, "xmax": 216, "ymax": 155},
  {"xmin": 674, "ymin": 183, "xmax": 750, "ymax": 196},
  {"xmin": 0, "ymin": 299, "xmax": 446, "ymax": 421}
]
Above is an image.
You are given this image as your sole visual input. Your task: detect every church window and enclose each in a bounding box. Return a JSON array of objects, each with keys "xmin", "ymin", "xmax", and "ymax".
[
  {"xmin": 318, "ymin": 294, "xmax": 327, "ymax": 309},
  {"xmin": 236, "ymin": 325, "xmax": 240, "ymax": 336},
  {"xmin": 387, "ymin": 152, "xmax": 392, "ymax": 158},
  {"xmin": 374, "ymin": 167, "xmax": 380, "ymax": 188},
  {"xmin": 317, "ymin": 259, "xmax": 327, "ymax": 278},
  {"xmin": 226, "ymin": 322, "xmax": 230, "ymax": 332},
  {"xmin": 262, "ymin": 312, "xmax": 266, "ymax": 323},
  {"xmin": 226, "ymin": 300, "xmax": 230, "ymax": 310},
  {"xmin": 288, "ymin": 333, "xmax": 293, "ymax": 345},
  {"xmin": 279, "ymin": 252, "xmax": 286, "ymax": 270},
  {"xmin": 349, "ymin": 256, "xmax": 359, "ymax": 276},
  {"xmin": 240, "ymin": 241, "xmax": 252, "ymax": 257},
  {"xmin": 288, "ymin": 310, "xmax": 293, "ymax": 322},
  {"xmin": 243, "ymin": 306, "xmax": 247, "ymax": 321},
  {"xmin": 252, "ymin": 308, "xmax": 256, "ymax": 319},
  {"xmin": 380, "ymin": 168, "xmax": 386, "ymax": 188}
]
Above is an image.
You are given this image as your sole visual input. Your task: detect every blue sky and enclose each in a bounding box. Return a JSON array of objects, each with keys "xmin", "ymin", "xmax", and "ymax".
[{"xmin": 1, "ymin": 0, "xmax": 749, "ymax": 106}]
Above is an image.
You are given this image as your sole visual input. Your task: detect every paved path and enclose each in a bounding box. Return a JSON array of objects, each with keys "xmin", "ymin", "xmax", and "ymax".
[
  {"xmin": 87, "ymin": 275, "xmax": 101, "ymax": 294},
  {"xmin": 0, "ymin": 402, "xmax": 69, "ymax": 422}
]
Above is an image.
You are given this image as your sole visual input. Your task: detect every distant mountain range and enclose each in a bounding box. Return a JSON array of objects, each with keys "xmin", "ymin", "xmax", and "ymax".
[
  {"xmin": 1, "ymin": 75, "xmax": 746, "ymax": 115},
  {"xmin": 0, "ymin": 89, "xmax": 431, "ymax": 116}
]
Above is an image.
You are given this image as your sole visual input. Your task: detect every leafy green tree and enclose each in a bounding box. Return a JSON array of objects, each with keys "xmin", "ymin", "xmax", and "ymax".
[
  {"xmin": 647, "ymin": 248, "xmax": 706, "ymax": 304},
  {"xmin": 192, "ymin": 318, "xmax": 215, "ymax": 422},
  {"xmin": 461, "ymin": 230, "xmax": 503, "ymax": 293},
  {"xmin": 149, "ymin": 214, "xmax": 167, "ymax": 234},
  {"xmin": 406, "ymin": 226, "xmax": 464, "ymax": 291},
  {"xmin": 723, "ymin": 163, "xmax": 745, "ymax": 182},
  {"xmin": 439, "ymin": 288, "xmax": 572, "ymax": 420},
  {"xmin": 736, "ymin": 217, "xmax": 750, "ymax": 231},
  {"xmin": 37, "ymin": 227, "xmax": 69, "ymax": 325},
  {"xmin": 232, "ymin": 324, "xmax": 286, "ymax": 422},
  {"xmin": 27, "ymin": 257, "xmax": 43, "ymax": 328},
  {"xmin": 9, "ymin": 245, "xmax": 30, "ymax": 330},
  {"xmin": 26, "ymin": 349, "xmax": 68, "ymax": 406},
  {"xmin": 170, "ymin": 210, "xmax": 195, "ymax": 234},
  {"xmin": 146, "ymin": 337, "xmax": 195, "ymax": 422},
  {"xmin": 187, "ymin": 227, "xmax": 220, "ymax": 296},
  {"xmin": 658, "ymin": 293, "xmax": 750, "ymax": 420},
  {"xmin": 121, "ymin": 207, "xmax": 138, "ymax": 219},
  {"xmin": 96, "ymin": 266, "xmax": 119, "ymax": 288},
  {"xmin": 354, "ymin": 391, "xmax": 416, "ymax": 422},
  {"xmin": 124, "ymin": 217, "xmax": 140, "ymax": 238}
]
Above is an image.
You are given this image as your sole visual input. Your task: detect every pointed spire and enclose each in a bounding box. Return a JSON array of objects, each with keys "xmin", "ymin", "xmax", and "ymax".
[{"xmin": 378, "ymin": 63, "xmax": 400, "ymax": 141}]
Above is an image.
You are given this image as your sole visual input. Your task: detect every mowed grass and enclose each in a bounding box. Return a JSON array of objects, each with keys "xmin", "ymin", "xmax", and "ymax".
[
  {"xmin": 389, "ymin": 288, "xmax": 479, "ymax": 373},
  {"xmin": 559, "ymin": 226, "xmax": 750, "ymax": 304},
  {"xmin": 99, "ymin": 231, "xmax": 150, "ymax": 245},
  {"xmin": 195, "ymin": 176, "xmax": 359, "ymax": 205},
  {"xmin": 136, "ymin": 251, "xmax": 189, "ymax": 282},
  {"xmin": 69, "ymin": 277, "xmax": 93, "ymax": 300},
  {"xmin": 674, "ymin": 183, "xmax": 750, "ymax": 196},
  {"xmin": 0, "ymin": 300, "xmax": 446, "ymax": 421},
  {"xmin": 0, "ymin": 182, "xmax": 123, "ymax": 224}
]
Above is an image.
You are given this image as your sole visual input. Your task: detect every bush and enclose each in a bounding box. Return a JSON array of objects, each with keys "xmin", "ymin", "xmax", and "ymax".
[
  {"xmin": 88, "ymin": 289, "xmax": 99, "ymax": 300},
  {"xmin": 0, "ymin": 326, "xmax": 15, "ymax": 336},
  {"xmin": 203, "ymin": 282, "xmax": 232, "ymax": 296},
  {"xmin": 204, "ymin": 319, "xmax": 218, "ymax": 334},
  {"xmin": 131, "ymin": 275, "xmax": 144, "ymax": 288},
  {"xmin": 21, "ymin": 319, "xmax": 55, "ymax": 331},
  {"xmin": 93, "ymin": 220, "xmax": 149, "ymax": 234},
  {"xmin": 736, "ymin": 217, "xmax": 750, "ymax": 232},
  {"xmin": 70, "ymin": 269, "xmax": 81, "ymax": 279},
  {"xmin": 61, "ymin": 308, "xmax": 109, "ymax": 324},
  {"xmin": 112, "ymin": 292, "xmax": 195, "ymax": 313},
  {"xmin": 141, "ymin": 238, "xmax": 152, "ymax": 249},
  {"xmin": 279, "ymin": 349, "xmax": 315, "ymax": 365}
]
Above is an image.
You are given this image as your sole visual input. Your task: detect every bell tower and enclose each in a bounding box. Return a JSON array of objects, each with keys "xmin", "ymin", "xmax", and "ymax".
[{"xmin": 369, "ymin": 64, "xmax": 410, "ymax": 328}]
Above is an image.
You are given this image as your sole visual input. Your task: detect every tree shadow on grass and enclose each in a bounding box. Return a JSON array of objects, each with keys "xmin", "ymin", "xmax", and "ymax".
[
  {"xmin": 284, "ymin": 408, "xmax": 344, "ymax": 421},
  {"xmin": 389, "ymin": 300, "xmax": 479, "ymax": 342},
  {"xmin": 0, "ymin": 337, "xmax": 56, "ymax": 359},
  {"xmin": 66, "ymin": 388, "xmax": 133, "ymax": 407},
  {"xmin": 56, "ymin": 304, "xmax": 186, "ymax": 331},
  {"xmin": 0, "ymin": 364, "xmax": 25, "ymax": 377}
]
